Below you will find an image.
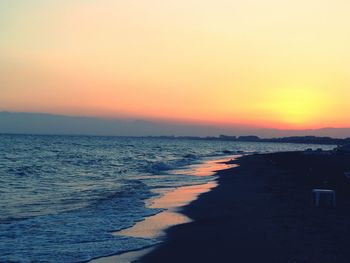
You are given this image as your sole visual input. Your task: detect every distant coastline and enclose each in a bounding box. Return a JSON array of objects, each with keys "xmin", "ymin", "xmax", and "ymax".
[
  {"xmin": 1, "ymin": 111, "xmax": 350, "ymax": 138},
  {"xmin": 146, "ymin": 135, "xmax": 350, "ymax": 145},
  {"xmin": 1, "ymin": 132, "xmax": 349, "ymax": 146}
]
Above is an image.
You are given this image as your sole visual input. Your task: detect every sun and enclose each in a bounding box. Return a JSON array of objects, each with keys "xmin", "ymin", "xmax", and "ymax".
[{"xmin": 261, "ymin": 87, "xmax": 327, "ymax": 128}]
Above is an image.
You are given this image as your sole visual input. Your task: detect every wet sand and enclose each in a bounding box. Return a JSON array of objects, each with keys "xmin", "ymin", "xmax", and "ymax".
[
  {"xmin": 117, "ymin": 182, "xmax": 218, "ymax": 239},
  {"xmin": 141, "ymin": 151, "xmax": 350, "ymax": 263}
]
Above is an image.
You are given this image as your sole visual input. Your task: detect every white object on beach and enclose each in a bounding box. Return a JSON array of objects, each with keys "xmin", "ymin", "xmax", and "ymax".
[{"xmin": 312, "ymin": 189, "xmax": 336, "ymax": 207}]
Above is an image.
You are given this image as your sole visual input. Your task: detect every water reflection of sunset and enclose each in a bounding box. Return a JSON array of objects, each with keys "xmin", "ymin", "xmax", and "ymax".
[
  {"xmin": 116, "ymin": 182, "xmax": 217, "ymax": 239},
  {"xmin": 175, "ymin": 158, "xmax": 238, "ymax": 177},
  {"xmin": 116, "ymin": 157, "xmax": 237, "ymax": 239}
]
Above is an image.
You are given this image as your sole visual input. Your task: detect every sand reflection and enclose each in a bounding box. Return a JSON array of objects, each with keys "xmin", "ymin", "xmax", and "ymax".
[
  {"xmin": 117, "ymin": 181, "xmax": 217, "ymax": 239},
  {"xmin": 116, "ymin": 157, "xmax": 236, "ymax": 239},
  {"xmin": 175, "ymin": 157, "xmax": 238, "ymax": 177}
]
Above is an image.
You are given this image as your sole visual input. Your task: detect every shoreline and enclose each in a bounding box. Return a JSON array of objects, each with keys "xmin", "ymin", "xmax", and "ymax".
[
  {"xmin": 90, "ymin": 157, "xmax": 236, "ymax": 263},
  {"xmin": 91, "ymin": 182, "xmax": 217, "ymax": 263},
  {"xmin": 141, "ymin": 151, "xmax": 350, "ymax": 262}
]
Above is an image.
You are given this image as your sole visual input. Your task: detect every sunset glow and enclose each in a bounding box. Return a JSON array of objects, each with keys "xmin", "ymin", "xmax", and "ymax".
[
  {"xmin": 1, "ymin": 0, "xmax": 350, "ymax": 129},
  {"xmin": 259, "ymin": 87, "xmax": 331, "ymax": 128}
]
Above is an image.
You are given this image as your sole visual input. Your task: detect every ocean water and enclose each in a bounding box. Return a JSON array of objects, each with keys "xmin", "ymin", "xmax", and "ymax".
[{"xmin": 0, "ymin": 134, "xmax": 335, "ymax": 262}]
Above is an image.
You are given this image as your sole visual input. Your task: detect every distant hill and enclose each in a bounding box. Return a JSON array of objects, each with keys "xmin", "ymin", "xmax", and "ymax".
[
  {"xmin": 1, "ymin": 111, "xmax": 350, "ymax": 138},
  {"xmin": 203, "ymin": 135, "xmax": 350, "ymax": 145}
]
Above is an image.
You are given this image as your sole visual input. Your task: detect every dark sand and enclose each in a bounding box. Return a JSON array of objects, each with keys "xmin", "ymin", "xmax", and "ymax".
[{"xmin": 141, "ymin": 151, "xmax": 350, "ymax": 263}]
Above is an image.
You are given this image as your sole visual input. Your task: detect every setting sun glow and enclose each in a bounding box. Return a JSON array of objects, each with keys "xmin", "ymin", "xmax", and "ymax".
[{"xmin": 260, "ymin": 87, "xmax": 330, "ymax": 128}]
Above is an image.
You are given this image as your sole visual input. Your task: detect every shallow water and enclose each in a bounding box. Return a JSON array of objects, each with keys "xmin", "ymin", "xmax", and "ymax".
[{"xmin": 0, "ymin": 134, "xmax": 335, "ymax": 262}]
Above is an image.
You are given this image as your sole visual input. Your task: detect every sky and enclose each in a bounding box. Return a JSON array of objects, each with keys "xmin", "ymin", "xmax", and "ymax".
[{"xmin": 1, "ymin": 0, "xmax": 350, "ymax": 130}]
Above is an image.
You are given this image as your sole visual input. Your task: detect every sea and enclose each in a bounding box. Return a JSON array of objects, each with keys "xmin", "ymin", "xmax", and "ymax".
[{"xmin": 0, "ymin": 134, "xmax": 335, "ymax": 262}]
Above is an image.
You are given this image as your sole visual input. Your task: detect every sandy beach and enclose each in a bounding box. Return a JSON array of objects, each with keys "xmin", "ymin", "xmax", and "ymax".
[{"xmin": 141, "ymin": 151, "xmax": 350, "ymax": 263}]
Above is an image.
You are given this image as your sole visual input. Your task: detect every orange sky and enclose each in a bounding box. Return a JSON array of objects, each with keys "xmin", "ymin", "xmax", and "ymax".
[{"xmin": 1, "ymin": 0, "xmax": 350, "ymax": 129}]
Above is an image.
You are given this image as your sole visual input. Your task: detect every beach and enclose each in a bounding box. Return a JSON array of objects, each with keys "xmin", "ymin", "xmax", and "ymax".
[
  {"xmin": 3, "ymin": 135, "xmax": 332, "ymax": 262},
  {"xmin": 141, "ymin": 151, "xmax": 350, "ymax": 262}
]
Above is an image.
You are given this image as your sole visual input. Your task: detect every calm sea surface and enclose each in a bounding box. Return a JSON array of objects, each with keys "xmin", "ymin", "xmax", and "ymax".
[{"xmin": 0, "ymin": 134, "xmax": 335, "ymax": 262}]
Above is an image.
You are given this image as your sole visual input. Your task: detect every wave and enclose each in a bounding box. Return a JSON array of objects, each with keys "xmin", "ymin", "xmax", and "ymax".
[
  {"xmin": 146, "ymin": 157, "xmax": 201, "ymax": 174},
  {"xmin": 145, "ymin": 150, "xmax": 246, "ymax": 174},
  {"xmin": 0, "ymin": 180, "xmax": 161, "ymax": 263}
]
